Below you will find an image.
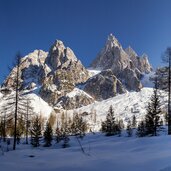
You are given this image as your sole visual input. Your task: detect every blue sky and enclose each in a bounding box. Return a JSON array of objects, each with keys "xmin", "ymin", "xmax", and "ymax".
[{"xmin": 0, "ymin": 0, "xmax": 171, "ymax": 83}]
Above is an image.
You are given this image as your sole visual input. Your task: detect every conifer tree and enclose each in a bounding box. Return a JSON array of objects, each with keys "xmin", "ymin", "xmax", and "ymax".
[
  {"xmin": 30, "ymin": 116, "xmax": 42, "ymax": 147},
  {"xmin": 101, "ymin": 105, "xmax": 117, "ymax": 136},
  {"xmin": 132, "ymin": 115, "xmax": 137, "ymax": 129},
  {"xmin": 55, "ymin": 120, "xmax": 62, "ymax": 143},
  {"xmin": 136, "ymin": 121, "xmax": 146, "ymax": 137},
  {"xmin": 44, "ymin": 121, "xmax": 53, "ymax": 147},
  {"xmin": 71, "ymin": 113, "xmax": 87, "ymax": 138},
  {"xmin": 162, "ymin": 47, "xmax": 171, "ymax": 135},
  {"xmin": 126, "ymin": 119, "xmax": 133, "ymax": 137},
  {"xmin": 145, "ymin": 77, "xmax": 161, "ymax": 136}
]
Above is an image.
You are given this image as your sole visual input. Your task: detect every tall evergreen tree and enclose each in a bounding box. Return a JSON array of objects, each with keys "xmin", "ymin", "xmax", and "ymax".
[
  {"xmin": 44, "ymin": 121, "xmax": 53, "ymax": 147},
  {"xmin": 71, "ymin": 113, "xmax": 87, "ymax": 138},
  {"xmin": 145, "ymin": 77, "xmax": 161, "ymax": 136},
  {"xmin": 162, "ymin": 47, "xmax": 171, "ymax": 134},
  {"xmin": 136, "ymin": 121, "xmax": 146, "ymax": 137},
  {"xmin": 30, "ymin": 116, "xmax": 42, "ymax": 147},
  {"xmin": 132, "ymin": 115, "xmax": 137, "ymax": 129},
  {"xmin": 126, "ymin": 119, "xmax": 133, "ymax": 137},
  {"xmin": 101, "ymin": 105, "xmax": 117, "ymax": 136}
]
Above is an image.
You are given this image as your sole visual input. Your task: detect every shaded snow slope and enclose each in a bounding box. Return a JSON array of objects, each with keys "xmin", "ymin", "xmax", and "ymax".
[{"xmin": 1, "ymin": 134, "xmax": 171, "ymax": 171}]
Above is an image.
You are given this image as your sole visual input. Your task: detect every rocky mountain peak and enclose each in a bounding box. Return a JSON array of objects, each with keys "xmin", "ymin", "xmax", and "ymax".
[
  {"xmin": 125, "ymin": 46, "xmax": 138, "ymax": 57},
  {"xmin": 21, "ymin": 50, "xmax": 48, "ymax": 67},
  {"xmin": 46, "ymin": 40, "xmax": 77, "ymax": 70},
  {"xmin": 105, "ymin": 33, "xmax": 121, "ymax": 50}
]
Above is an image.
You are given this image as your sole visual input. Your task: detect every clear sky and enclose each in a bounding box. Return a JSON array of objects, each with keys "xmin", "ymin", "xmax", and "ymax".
[{"xmin": 0, "ymin": 0, "xmax": 171, "ymax": 83}]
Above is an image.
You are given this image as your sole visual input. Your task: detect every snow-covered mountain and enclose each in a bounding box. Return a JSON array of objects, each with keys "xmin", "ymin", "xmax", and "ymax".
[{"xmin": 0, "ymin": 34, "xmax": 164, "ymax": 129}]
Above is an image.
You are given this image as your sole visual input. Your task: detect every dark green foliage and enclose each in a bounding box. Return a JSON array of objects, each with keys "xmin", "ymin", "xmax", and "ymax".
[
  {"xmin": 126, "ymin": 119, "xmax": 133, "ymax": 137},
  {"xmin": 56, "ymin": 126, "xmax": 62, "ymax": 143},
  {"xmin": 145, "ymin": 78, "xmax": 161, "ymax": 136},
  {"xmin": 71, "ymin": 113, "xmax": 87, "ymax": 138},
  {"xmin": 0, "ymin": 119, "xmax": 6, "ymax": 142},
  {"xmin": 132, "ymin": 115, "xmax": 137, "ymax": 129},
  {"xmin": 101, "ymin": 105, "xmax": 118, "ymax": 136},
  {"xmin": 62, "ymin": 132, "xmax": 70, "ymax": 148},
  {"xmin": 30, "ymin": 116, "xmax": 42, "ymax": 147},
  {"xmin": 44, "ymin": 121, "xmax": 53, "ymax": 147},
  {"xmin": 136, "ymin": 121, "xmax": 146, "ymax": 137}
]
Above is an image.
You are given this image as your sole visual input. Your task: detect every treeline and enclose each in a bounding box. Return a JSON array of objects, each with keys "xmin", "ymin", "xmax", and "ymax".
[{"xmin": 0, "ymin": 110, "xmax": 88, "ymax": 148}]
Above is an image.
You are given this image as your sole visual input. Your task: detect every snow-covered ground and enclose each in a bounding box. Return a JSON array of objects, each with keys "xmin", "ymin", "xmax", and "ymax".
[
  {"xmin": 1, "ymin": 133, "xmax": 171, "ymax": 171},
  {"xmin": 69, "ymin": 88, "xmax": 167, "ymax": 131},
  {"xmin": 0, "ymin": 92, "xmax": 53, "ymax": 119},
  {"xmin": 87, "ymin": 68, "xmax": 101, "ymax": 77}
]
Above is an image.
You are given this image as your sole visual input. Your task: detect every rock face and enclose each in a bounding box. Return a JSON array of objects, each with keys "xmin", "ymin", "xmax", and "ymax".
[
  {"xmin": 2, "ymin": 35, "xmax": 153, "ymax": 110},
  {"xmin": 91, "ymin": 34, "xmax": 152, "ymax": 91},
  {"xmin": 125, "ymin": 46, "xmax": 152, "ymax": 73},
  {"xmin": 3, "ymin": 40, "xmax": 90, "ymax": 108},
  {"xmin": 39, "ymin": 40, "xmax": 90, "ymax": 105},
  {"xmin": 84, "ymin": 70, "xmax": 126, "ymax": 100},
  {"xmin": 3, "ymin": 50, "xmax": 48, "ymax": 90},
  {"xmin": 56, "ymin": 88, "xmax": 94, "ymax": 110}
]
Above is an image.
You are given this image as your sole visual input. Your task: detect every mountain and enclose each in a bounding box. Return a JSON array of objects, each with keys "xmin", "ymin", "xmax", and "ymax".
[
  {"xmin": 91, "ymin": 34, "xmax": 152, "ymax": 91},
  {"xmin": 39, "ymin": 40, "xmax": 90, "ymax": 106},
  {"xmin": 0, "ymin": 34, "xmax": 158, "ymax": 127}
]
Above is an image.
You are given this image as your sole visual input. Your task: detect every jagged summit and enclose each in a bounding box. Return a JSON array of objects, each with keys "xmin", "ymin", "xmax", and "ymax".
[
  {"xmin": 91, "ymin": 33, "xmax": 153, "ymax": 91},
  {"xmin": 125, "ymin": 46, "xmax": 138, "ymax": 57},
  {"xmin": 1, "ymin": 35, "xmax": 154, "ymax": 111},
  {"xmin": 105, "ymin": 33, "xmax": 121, "ymax": 50},
  {"xmin": 46, "ymin": 39, "xmax": 77, "ymax": 70}
]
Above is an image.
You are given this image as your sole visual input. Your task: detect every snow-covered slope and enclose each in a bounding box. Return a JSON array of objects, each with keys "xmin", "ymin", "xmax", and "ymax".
[
  {"xmin": 69, "ymin": 88, "xmax": 167, "ymax": 131},
  {"xmin": 1, "ymin": 134, "xmax": 171, "ymax": 171},
  {"xmin": 0, "ymin": 92, "xmax": 53, "ymax": 119}
]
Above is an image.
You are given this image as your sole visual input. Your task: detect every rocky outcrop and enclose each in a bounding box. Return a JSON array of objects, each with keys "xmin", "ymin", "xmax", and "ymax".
[
  {"xmin": 125, "ymin": 46, "xmax": 152, "ymax": 73},
  {"xmin": 56, "ymin": 88, "xmax": 94, "ymax": 110},
  {"xmin": 84, "ymin": 69, "xmax": 126, "ymax": 100},
  {"xmin": 90, "ymin": 34, "xmax": 153, "ymax": 91},
  {"xmin": 91, "ymin": 34, "xmax": 131, "ymax": 74},
  {"xmin": 39, "ymin": 40, "xmax": 90, "ymax": 105},
  {"xmin": 3, "ymin": 50, "xmax": 48, "ymax": 90}
]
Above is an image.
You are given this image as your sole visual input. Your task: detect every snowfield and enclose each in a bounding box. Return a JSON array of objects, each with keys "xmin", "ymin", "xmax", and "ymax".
[
  {"xmin": 1, "ymin": 133, "xmax": 171, "ymax": 171},
  {"xmin": 69, "ymin": 88, "xmax": 167, "ymax": 131}
]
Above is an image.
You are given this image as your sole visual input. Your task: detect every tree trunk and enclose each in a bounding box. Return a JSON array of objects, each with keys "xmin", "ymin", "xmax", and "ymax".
[{"xmin": 168, "ymin": 52, "xmax": 171, "ymax": 135}]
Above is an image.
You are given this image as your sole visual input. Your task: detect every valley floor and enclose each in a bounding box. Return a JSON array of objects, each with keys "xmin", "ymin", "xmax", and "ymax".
[{"xmin": 1, "ymin": 133, "xmax": 171, "ymax": 171}]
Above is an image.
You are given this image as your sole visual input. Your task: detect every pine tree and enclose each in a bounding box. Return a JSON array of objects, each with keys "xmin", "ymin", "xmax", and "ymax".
[
  {"xmin": 30, "ymin": 116, "xmax": 42, "ymax": 147},
  {"xmin": 136, "ymin": 121, "xmax": 146, "ymax": 137},
  {"xmin": 132, "ymin": 115, "xmax": 137, "ymax": 129},
  {"xmin": 44, "ymin": 121, "xmax": 53, "ymax": 147},
  {"xmin": 145, "ymin": 77, "xmax": 161, "ymax": 136},
  {"xmin": 71, "ymin": 113, "xmax": 87, "ymax": 138},
  {"xmin": 162, "ymin": 47, "xmax": 171, "ymax": 135},
  {"xmin": 126, "ymin": 119, "xmax": 133, "ymax": 137},
  {"xmin": 101, "ymin": 105, "xmax": 117, "ymax": 136},
  {"xmin": 55, "ymin": 120, "xmax": 62, "ymax": 143}
]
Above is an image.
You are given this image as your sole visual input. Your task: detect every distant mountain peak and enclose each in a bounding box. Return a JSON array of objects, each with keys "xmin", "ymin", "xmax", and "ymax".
[
  {"xmin": 46, "ymin": 39, "xmax": 77, "ymax": 70},
  {"xmin": 125, "ymin": 46, "xmax": 138, "ymax": 57},
  {"xmin": 105, "ymin": 33, "xmax": 121, "ymax": 50}
]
